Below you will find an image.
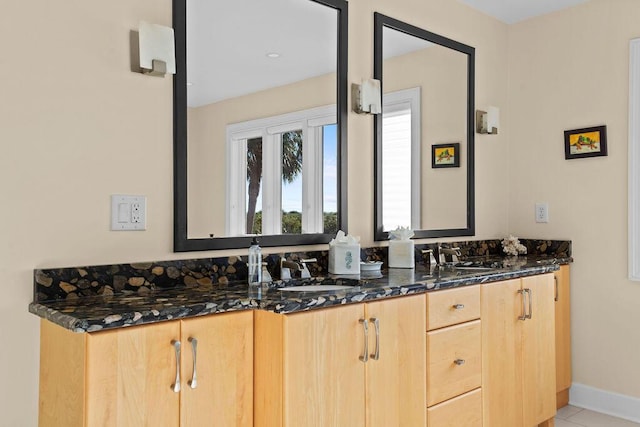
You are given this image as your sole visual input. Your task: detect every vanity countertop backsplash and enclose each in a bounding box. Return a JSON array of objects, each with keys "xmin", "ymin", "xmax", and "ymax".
[{"xmin": 29, "ymin": 239, "xmax": 571, "ymax": 333}]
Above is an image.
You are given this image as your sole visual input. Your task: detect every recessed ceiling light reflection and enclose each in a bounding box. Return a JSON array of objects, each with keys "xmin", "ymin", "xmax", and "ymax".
[{"xmin": 266, "ymin": 52, "xmax": 281, "ymax": 58}]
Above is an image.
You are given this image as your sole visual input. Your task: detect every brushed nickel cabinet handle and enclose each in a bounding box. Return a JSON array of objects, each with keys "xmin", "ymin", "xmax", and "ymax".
[
  {"xmin": 518, "ymin": 289, "xmax": 527, "ymax": 320},
  {"xmin": 171, "ymin": 340, "xmax": 181, "ymax": 392},
  {"xmin": 452, "ymin": 304, "xmax": 465, "ymax": 310},
  {"xmin": 359, "ymin": 319, "xmax": 369, "ymax": 362},
  {"xmin": 554, "ymin": 276, "xmax": 559, "ymax": 302},
  {"xmin": 370, "ymin": 318, "xmax": 380, "ymax": 360},
  {"xmin": 454, "ymin": 359, "xmax": 466, "ymax": 366},
  {"xmin": 188, "ymin": 337, "xmax": 198, "ymax": 389},
  {"xmin": 526, "ymin": 288, "xmax": 533, "ymax": 319}
]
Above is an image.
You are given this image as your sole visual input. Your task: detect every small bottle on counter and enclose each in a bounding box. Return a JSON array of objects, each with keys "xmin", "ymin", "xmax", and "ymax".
[{"xmin": 248, "ymin": 237, "xmax": 262, "ymax": 298}]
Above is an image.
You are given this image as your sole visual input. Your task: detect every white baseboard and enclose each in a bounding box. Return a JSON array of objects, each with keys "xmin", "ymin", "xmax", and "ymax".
[{"xmin": 570, "ymin": 383, "xmax": 640, "ymax": 423}]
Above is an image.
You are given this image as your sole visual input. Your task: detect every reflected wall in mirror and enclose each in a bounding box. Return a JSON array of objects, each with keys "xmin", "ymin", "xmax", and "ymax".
[
  {"xmin": 373, "ymin": 13, "xmax": 475, "ymax": 241},
  {"xmin": 174, "ymin": 0, "xmax": 348, "ymax": 251}
]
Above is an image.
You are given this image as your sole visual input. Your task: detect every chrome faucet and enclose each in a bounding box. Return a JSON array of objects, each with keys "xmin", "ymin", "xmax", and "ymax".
[
  {"xmin": 438, "ymin": 245, "xmax": 462, "ymax": 264},
  {"xmin": 279, "ymin": 257, "xmax": 318, "ymax": 280}
]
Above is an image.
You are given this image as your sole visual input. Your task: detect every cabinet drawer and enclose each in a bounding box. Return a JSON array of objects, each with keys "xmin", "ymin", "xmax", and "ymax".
[
  {"xmin": 427, "ymin": 388, "xmax": 482, "ymax": 427},
  {"xmin": 426, "ymin": 285, "xmax": 480, "ymax": 330},
  {"xmin": 426, "ymin": 320, "xmax": 481, "ymax": 406}
]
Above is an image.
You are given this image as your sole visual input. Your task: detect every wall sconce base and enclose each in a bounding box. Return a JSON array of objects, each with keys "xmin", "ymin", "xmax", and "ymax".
[
  {"xmin": 141, "ymin": 59, "xmax": 168, "ymax": 77},
  {"xmin": 476, "ymin": 108, "xmax": 499, "ymax": 134}
]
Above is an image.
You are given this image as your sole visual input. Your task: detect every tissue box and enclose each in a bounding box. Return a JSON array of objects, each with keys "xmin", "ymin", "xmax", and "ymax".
[
  {"xmin": 388, "ymin": 240, "xmax": 415, "ymax": 268},
  {"xmin": 329, "ymin": 243, "xmax": 361, "ymax": 274}
]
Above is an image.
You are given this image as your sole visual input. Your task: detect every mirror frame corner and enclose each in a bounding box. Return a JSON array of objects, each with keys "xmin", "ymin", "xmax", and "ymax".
[
  {"xmin": 373, "ymin": 13, "xmax": 476, "ymax": 242},
  {"xmin": 172, "ymin": 0, "xmax": 349, "ymax": 252}
]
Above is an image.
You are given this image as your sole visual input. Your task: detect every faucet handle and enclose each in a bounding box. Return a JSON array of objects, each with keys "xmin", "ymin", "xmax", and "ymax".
[
  {"xmin": 299, "ymin": 258, "xmax": 317, "ymax": 279},
  {"xmin": 421, "ymin": 249, "xmax": 437, "ymax": 265}
]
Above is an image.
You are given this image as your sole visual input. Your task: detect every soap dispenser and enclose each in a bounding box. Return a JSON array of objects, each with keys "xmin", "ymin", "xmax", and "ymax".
[{"xmin": 248, "ymin": 238, "xmax": 262, "ymax": 297}]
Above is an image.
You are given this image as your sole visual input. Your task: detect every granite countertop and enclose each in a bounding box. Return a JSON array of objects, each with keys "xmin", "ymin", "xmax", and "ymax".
[{"xmin": 29, "ymin": 255, "xmax": 570, "ymax": 333}]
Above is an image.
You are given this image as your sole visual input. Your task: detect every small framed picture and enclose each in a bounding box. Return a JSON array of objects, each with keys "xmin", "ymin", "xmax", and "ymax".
[
  {"xmin": 564, "ymin": 125, "xmax": 608, "ymax": 159},
  {"xmin": 432, "ymin": 143, "xmax": 460, "ymax": 168}
]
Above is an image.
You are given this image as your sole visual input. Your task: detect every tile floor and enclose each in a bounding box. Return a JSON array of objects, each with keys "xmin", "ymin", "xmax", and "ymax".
[{"xmin": 556, "ymin": 405, "xmax": 640, "ymax": 427}]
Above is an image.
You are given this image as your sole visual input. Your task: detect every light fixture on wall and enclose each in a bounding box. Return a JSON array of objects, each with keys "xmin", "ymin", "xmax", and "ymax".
[
  {"xmin": 137, "ymin": 21, "xmax": 176, "ymax": 77},
  {"xmin": 476, "ymin": 106, "xmax": 499, "ymax": 134},
  {"xmin": 352, "ymin": 79, "xmax": 382, "ymax": 114}
]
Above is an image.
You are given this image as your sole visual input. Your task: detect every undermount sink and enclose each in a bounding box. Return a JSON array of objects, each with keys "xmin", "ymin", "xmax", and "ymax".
[{"xmin": 278, "ymin": 284, "xmax": 354, "ymax": 292}]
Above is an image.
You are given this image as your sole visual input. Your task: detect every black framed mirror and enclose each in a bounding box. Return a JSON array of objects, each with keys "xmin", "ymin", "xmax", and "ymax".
[
  {"xmin": 373, "ymin": 13, "xmax": 475, "ymax": 241},
  {"xmin": 173, "ymin": 0, "xmax": 348, "ymax": 251}
]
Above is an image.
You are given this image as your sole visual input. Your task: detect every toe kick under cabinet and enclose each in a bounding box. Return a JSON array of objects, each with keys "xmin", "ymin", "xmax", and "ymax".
[
  {"xmin": 38, "ymin": 311, "xmax": 254, "ymax": 427},
  {"xmin": 425, "ymin": 285, "xmax": 483, "ymax": 427}
]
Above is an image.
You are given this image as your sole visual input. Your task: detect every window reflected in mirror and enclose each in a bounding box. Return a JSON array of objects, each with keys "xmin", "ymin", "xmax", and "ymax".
[{"xmin": 226, "ymin": 106, "xmax": 338, "ymax": 237}]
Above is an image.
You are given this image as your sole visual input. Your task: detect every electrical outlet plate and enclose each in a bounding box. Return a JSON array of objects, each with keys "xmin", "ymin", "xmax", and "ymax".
[
  {"xmin": 111, "ymin": 195, "xmax": 146, "ymax": 230},
  {"xmin": 535, "ymin": 202, "xmax": 549, "ymax": 223}
]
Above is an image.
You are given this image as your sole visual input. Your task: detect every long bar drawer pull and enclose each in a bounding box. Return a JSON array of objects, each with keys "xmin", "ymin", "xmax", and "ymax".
[
  {"xmin": 517, "ymin": 289, "xmax": 527, "ymax": 320},
  {"xmin": 454, "ymin": 359, "xmax": 466, "ymax": 366},
  {"xmin": 359, "ymin": 319, "xmax": 369, "ymax": 362},
  {"xmin": 526, "ymin": 288, "xmax": 533, "ymax": 319},
  {"xmin": 188, "ymin": 337, "xmax": 198, "ymax": 389},
  {"xmin": 171, "ymin": 340, "xmax": 181, "ymax": 393},
  {"xmin": 554, "ymin": 276, "xmax": 559, "ymax": 302},
  {"xmin": 452, "ymin": 304, "xmax": 465, "ymax": 310},
  {"xmin": 370, "ymin": 318, "xmax": 380, "ymax": 360}
]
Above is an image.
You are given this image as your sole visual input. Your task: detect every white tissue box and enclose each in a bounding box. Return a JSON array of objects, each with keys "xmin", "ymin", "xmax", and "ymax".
[
  {"xmin": 329, "ymin": 244, "xmax": 361, "ymax": 274},
  {"xmin": 388, "ymin": 240, "xmax": 415, "ymax": 268}
]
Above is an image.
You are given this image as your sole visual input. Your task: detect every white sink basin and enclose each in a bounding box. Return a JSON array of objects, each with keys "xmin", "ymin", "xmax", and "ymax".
[{"xmin": 278, "ymin": 284, "xmax": 353, "ymax": 292}]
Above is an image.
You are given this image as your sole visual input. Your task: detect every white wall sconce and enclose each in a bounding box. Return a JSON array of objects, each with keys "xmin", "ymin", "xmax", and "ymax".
[
  {"xmin": 352, "ymin": 79, "xmax": 382, "ymax": 114},
  {"xmin": 476, "ymin": 106, "xmax": 500, "ymax": 134},
  {"xmin": 137, "ymin": 21, "xmax": 176, "ymax": 77}
]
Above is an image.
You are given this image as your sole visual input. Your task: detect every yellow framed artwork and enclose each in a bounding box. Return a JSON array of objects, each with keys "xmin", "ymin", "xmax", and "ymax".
[
  {"xmin": 564, "ymin": 125, "xmax": 608, "ymax": 159},
  {"xmin": 432, "ymin": 143, "xmax": 460, "ymax": 168}
]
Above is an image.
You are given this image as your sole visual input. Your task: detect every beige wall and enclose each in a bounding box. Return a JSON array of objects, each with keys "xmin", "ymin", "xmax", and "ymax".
[{"xmin": 507, "ymin": 0, "xmax": 640, "ymax": 398}]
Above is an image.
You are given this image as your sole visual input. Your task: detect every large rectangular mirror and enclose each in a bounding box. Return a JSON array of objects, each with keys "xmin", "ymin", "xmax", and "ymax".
[
  {"xmin": 373, "ymin": 13, "xmax": 475, "ymax": 241},
  {"xmin": 174, "ymin": 0, "xmax": 348, "ymax": 251}
]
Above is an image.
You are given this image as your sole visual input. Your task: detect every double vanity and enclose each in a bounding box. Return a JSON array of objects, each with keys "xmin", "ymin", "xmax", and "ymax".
[{"xmin": 31, "ymin": 240, "xmax": 572, "ymax": 427}]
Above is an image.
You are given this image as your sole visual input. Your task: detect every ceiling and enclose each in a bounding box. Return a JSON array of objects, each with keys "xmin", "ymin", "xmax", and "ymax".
[
  {"xmin": 457, "ymin": 0, "xmax": 589, "ymax": 24},
  {"xmin": 186, "ymin": 0, "xmax": 591, "ymax": 108}
]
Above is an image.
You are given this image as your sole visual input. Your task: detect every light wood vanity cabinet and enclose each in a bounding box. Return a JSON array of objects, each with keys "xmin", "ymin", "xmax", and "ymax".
[
  {"xmin": 481, "ymin": 274, "xmax": 556, "ymax": 427},
  {"xmin": 555, "ymin": 265, "xmax": 572, "ymax": 407},
  {"xmin": 425, "ymin": 285, "xmax": 482, "ymax": 427},
  {"xmin": 254, "ymin": 294, "xmax": 427, "ymax": 427},
  {"xmin": 39, "ymin": 311, "xmax": 253, "ymax": 427}
]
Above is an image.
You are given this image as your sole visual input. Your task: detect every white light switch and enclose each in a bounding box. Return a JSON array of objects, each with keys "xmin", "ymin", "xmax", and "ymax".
[{"xmin": 111, "ymin": 195, "xmax": 146, "ymax": 230}]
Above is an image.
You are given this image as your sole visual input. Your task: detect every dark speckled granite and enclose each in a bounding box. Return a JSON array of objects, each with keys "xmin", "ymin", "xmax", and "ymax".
[{"xmin": 29, "ymin": 252, "xmax": 569, "ymax": 333}]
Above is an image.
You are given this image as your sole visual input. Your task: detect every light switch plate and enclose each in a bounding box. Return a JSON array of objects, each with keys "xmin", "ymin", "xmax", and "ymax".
[{"xmin": 111, "ymin": 195, "xmax": 146, "ymax": 230}]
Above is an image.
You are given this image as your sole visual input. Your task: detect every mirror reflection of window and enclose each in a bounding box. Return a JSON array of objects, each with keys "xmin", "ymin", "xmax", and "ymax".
[
  {"xmin": 323, "ymin": 124, "xmax": 338, "ymax": 234},
  {"xmin": 227, "ymin": 105, "xmax": 337, "ymax": 237},
  {"xmin": 381, "ymin": 88, "xmax": 421, "ymax": 232},
  {"xmin": 281, "ymin": 131, "xmax": 303, "ymax": 234},
  {"xmin": 246, "ymin": 137, "xmax": 263, "ymax": 234}
]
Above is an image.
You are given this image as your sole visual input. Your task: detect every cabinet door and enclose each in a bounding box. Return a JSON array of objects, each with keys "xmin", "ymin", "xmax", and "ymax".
[
  {"xmin": 180, "ymin": 311, "xmax": 253, "ymax": 427},
  {"xmin": 365, "ymin": 295, "xmax": 426, "ymax": 427},
  {"xmin": 481, "ymin": 279, "xmax": 523, "ymax": 427},
  {"xmin": 555, "ymin": 265, "xmax": 572, "ymax": 401},
  {"xmin": 283, "ymin": 304, "xmax": 366, "ymax": 427},
  {"xmin": 521, "ymin": 274, "xmax": 556, "ymax": 426},
  {"xmin": 85, "ymin": 321, "xmax": 181, "ymax": 427}
]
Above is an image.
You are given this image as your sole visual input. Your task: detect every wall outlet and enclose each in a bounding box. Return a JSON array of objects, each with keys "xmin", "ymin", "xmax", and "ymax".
[
  {"xmin": 535, "ymin": 202, "xmax": 549, "ymax": 223},
  {"xmin": 111, "ymin": 195, "xmax": 146, "ymax": 230}
]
